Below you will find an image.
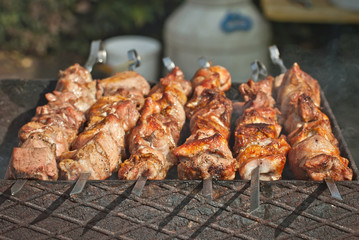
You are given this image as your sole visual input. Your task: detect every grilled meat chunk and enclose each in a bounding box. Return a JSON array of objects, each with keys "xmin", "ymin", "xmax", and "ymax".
[
  {"xmin": 60, "ymin": 115, "xmax": 125, "ymax": 180},
  {"xmin": 234, "ymin": 76, "xmax": 290, "ymax": 181},
  {"xmin": 85, "ymin": 95, "xmax": 141, "ymax": 132},
  {"xmin": 55, "ymin": 63, "xmax": 96, "ymax": 112},
  {"xmin": 175, "ymin": 130, "xmax": 235, "ymax": 180},
  {"xmin": 6, "ymin": 64, "xmax": 95, "ymax": 180},
  {"xmin": 59, "ymin": 72, "xmax": 149, "ymax": 180},
  {"xmin": 191, "ymin": 65, "xmax": 232, "ymax": 92},
  {"xmin": 277, "ymin": 63, "xmax": 352, "ymax": 181},
  {"xmin": 289, "ymin": 135, "xmax": 352, "ymax": 181},
  {"xmin": 119, "ymin": 67, "xmax": 191, "ymax": 180},
  {"xmin": 277, "ymin": 63, "xmax": 320, "ymax": 120},
  {"xmin": 8, "ymin": 146, "xmax": 58, "ymax": 181},
  {"xmin": 96, "ymin": 71, "xmax": 150, "ymax": 98},
  {"xmin": 174, "ymin": 64, "xmax": 236, "ymax": 180}
]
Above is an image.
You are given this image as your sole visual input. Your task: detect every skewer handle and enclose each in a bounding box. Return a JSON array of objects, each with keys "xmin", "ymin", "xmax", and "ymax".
[
  {"xmin": 97, "ymin": 49, "xmax": 140, "ymax": 74},
  {"xmin": 251, "ymin": 60, "xmax": 268, "ymax": 82},
  {"xmin": 269, "ymin": 45, "xmax": 287, "ymax": 73},
  {"xmin": 84, "ymin": 40, "xmax": 107, "ymax": 72},
  {"xmin": 127, "ymin": 49, "xmax": 141, "ymax": 71}
]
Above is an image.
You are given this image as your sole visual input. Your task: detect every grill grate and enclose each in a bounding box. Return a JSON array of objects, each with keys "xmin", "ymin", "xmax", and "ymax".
[{"xmin": 1, "ymin": 180, "xmax": 359, "ymax": 239}]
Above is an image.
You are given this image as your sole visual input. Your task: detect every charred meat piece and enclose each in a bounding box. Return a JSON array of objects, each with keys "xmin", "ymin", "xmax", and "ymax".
[
  {"xmin": 119, "ymin": 67, "xmax": 191, "ymax": 180},
  {"xmin": 277, "ymin": 63, "xmax": 352, "ymax": 181},
  {"xmin": 174, "ymin": 64, "xmax": 236, "ymax": 180},
  {"xmin": 234, "ymin": 76, "xmax": 290, "ymax": 181}
]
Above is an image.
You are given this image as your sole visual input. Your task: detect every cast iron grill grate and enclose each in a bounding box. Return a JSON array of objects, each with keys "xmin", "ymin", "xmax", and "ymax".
[{"xmin": 1, "ymin": 180, "xmax": 359, "ymax": 239}]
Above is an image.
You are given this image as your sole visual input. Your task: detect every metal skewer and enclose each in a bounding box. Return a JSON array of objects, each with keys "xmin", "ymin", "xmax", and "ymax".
[
  {"xmin": 10, "ymin": 179, "xmax": 27, "ymax": 196},
  {"xmin": 269, "ymin": 45, "xmax": 287, "ymax": 73},
  {"xmin": 197, "ymin": 57, "xmax": 214, "ymax": 200},
  {"xmin": 70, "ymin": 172, "xmax": 91, "ymax": 196},
  {"xmin": 72, "ymin": 44, "xmax": 141, "ymax": 196},
  {"xmin": 325, "ymin": 178, "xmax": 343, "ymax": 200},
  {"xmin": 84, "ymin": 40, "xmax": 107, "ymax": 72},
  {"xmin": 249, "ymin": 60, "xmax": 268, "ymax": 212},
  {"xmin": 163, "ymin": 57, "xmax": 176, "ymax": 72},
  {"xmin": 198, "ymin": 56, "xmax": 211, "ymax": 69},
  {"xmin": 269, "ymin": 45, "xmax": 343, "ymax": 201},
  {"xmin": 202, "ymin": 177, "xmax": 213, "ymax": 200},
  {"xmin": 251, "ymin": 60, "xmax": 268, "ymax": 82},
  {"xmin": 131, "ymin": 175, "xmax": 148, "ymax": 197},
  {"xmin": 250, "ymin": 165, "xmax": 260, "ymax": 212},
  {"xmin": 131, "ymin": 57, "xmax": 175, "ymax": 197},
  {"xmin": 98, "ymin": 49, "xmax": 141, "ymax": 74},
  {"xmin": 69, "ymin": 40, "xmax": 111, "ymax": 196}
]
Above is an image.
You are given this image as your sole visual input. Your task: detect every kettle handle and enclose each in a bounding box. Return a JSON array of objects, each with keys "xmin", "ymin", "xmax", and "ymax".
[{"xmin": 220, "ymin": 12, "xmax": 252, "ymax": 33}]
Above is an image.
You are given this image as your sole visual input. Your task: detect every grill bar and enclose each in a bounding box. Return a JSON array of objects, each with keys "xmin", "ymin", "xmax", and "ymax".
[{"xmin": 1, "ymin": 180, "xmax": 359, "ymax": 239}]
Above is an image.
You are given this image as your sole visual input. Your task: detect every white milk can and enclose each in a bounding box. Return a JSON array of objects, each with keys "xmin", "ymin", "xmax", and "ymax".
[{"xmin": 164, "ymin": 0, "xmax": 271, "ymax": 83}]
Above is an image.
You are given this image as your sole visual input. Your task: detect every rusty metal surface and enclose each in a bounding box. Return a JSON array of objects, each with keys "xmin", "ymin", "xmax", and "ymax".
[{"xmin": 0, "ymin": 180, "xmax": 359, "ymax": 239}]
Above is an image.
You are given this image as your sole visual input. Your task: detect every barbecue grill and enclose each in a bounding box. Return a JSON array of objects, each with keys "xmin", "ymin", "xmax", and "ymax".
[{"xmin": 0, "ymin": 76, "xmax": 358, "ymax": 239}]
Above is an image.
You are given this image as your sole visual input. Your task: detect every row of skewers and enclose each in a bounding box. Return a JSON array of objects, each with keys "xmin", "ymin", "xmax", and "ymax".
[{"xmin": 6, "ymin": 42, "xmax": 353, "ymax": 209}]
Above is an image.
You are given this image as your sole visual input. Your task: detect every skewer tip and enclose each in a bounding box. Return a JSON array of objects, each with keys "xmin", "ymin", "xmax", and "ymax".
[
  {"xmin": 162, "ymin": 57, "xmax": 175, "ymax": 72},
  {"xmin": 324, "ymin": 178, "xmax": 343, "ymax": 201},
  {"xmin": 202, "ymin": 177, "xmax": 213, "ymax": 200},
  {"xmin": 250, "ymin": 165, "xmax": 260, "ymax": 213},
  {"xmin": 10, "ymin": 179, "xmax": 27, "ymax": 196},
  {"xmin": 198, "ymin": 57, "xmax": 210, "ymax": 69},
  {"xmin": 70, "ymin": 172, "xmax": 90, "ymax": 196},
  {"xmin": 131, "ymin": 175, "xmax": 148, "ymax": 197}
]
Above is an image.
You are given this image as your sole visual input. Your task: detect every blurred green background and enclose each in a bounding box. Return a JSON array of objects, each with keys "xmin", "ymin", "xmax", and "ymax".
[
  {"xmin": 0, "ymin": 0, "xmax": 182, "ymax": 56},
  {"xmin": 0, "ymin": 0, "xmax": 183, "ymax": 78}
]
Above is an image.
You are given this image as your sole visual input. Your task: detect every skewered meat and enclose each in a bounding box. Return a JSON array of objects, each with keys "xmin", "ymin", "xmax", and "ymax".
[
  {"xmin": 54, "ymin": 64, "xmax": 97, "ymax": 112},
  {"xmin": 234, "ymin": 77, "xmax": 290, "ymax": 181},
  {"xmin": 96, "ymin": 71, "xmax": 150, "ymax": 98},
  {"xmin": 276, "ymin": 63, "xmax": 320, "ymax": 121},
  {"xmin": 191, "ymin": 65, "xmax": 232, "ymax": 92},
  {"xmin": 59, "ymin": 71, "xmax": 150, "ymax": 180},
  {"xmin": 277, "ymin": 63, "xmax": 352, "ymax": 181},
  {"xmin": 174, "ymin": 64, "xmax": 236, "ymax": 180},
  {"xmin": 6, "ymin": 64, "xmax": 96, "ymax": 180},
  {"xmin": 118, "ymin": 66, "xmax": 191, "ymax": 180}
]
